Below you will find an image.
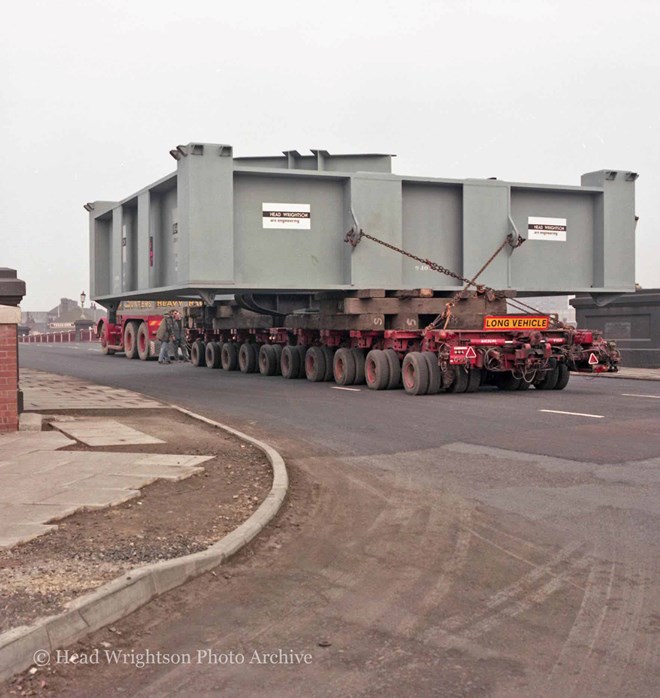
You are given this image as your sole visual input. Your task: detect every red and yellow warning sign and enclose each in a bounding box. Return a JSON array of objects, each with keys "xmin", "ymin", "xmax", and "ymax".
[{"xmin": 483, "ymin": 315, "xmax": 550, "ymax": 331}]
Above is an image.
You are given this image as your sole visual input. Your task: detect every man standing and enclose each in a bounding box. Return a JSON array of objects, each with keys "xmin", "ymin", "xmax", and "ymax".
[
  {"xmin": 170, "ymin": 310, "xmax": 187, "ymax": 361},
  {"xmin": 157, "ymin": 311, "xmax": 174, "ymax": 364}
]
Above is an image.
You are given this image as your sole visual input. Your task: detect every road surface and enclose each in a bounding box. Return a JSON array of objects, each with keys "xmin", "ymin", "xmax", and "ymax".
[{"xmin": 15, "ymin": 344, "xmax": 660, "ymax": 697}]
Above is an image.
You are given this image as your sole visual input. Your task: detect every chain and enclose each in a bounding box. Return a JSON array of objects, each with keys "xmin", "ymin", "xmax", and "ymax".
[
  {"xmin": 344, "ymin": 227, "xmax": 527, "ymax": 331},
  {"xmin": 346, "ymin": 229, "xmax": 492, "ymax": 288}
]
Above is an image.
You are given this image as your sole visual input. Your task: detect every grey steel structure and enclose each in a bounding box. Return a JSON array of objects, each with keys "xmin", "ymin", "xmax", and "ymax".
[
  {"xmin": 571, "ymin": 290, "xmax": 660, "ymax": 368},
  {"xmin": 88, "ymin": 143, "xmax": 637, "ymax": 306}
]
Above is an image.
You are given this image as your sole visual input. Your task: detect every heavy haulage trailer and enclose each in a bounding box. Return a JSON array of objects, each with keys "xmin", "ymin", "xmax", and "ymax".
[{"xmin": 89, "ymin": 142, "xmax": 636, "ymax": 395}]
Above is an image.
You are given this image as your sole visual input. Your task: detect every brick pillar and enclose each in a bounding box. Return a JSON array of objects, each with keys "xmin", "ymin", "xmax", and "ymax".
[{"xmin": 0, "ymin": 305, "xmax": 20, "ymax": 433}]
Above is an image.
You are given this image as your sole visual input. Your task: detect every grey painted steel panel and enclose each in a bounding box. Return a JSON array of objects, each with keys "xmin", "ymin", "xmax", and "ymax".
[
  {"xmin": 234, "ymin": 173, "xmax": 347, "ymax": 288},
  {"xmin": 401, "ymin": 183, "xmax": 462, "ymax": 288},
  {"xmin": 89, "ymin": 143, "xmax": 637, "ymax": 304},
  {"xmin": 510, "ymin": 189, "xmax": 596, "ymax": 291}
]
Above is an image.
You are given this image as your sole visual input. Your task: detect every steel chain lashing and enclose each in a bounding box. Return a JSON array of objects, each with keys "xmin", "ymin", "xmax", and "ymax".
[{"xmin": 345, "ymin": 227, "xmax": 526, "ymax": 330}]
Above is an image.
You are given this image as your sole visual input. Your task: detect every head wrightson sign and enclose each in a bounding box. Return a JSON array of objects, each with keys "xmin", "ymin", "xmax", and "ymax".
[{"xmin": 483, "ymin": 315, "xmax": 550, "ymax": 331}]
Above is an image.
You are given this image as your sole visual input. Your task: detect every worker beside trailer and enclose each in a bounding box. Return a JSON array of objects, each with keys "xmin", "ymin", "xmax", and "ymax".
[{"xmin": 97, "ymin": 300, "xmax": 201, "ymax": 360}]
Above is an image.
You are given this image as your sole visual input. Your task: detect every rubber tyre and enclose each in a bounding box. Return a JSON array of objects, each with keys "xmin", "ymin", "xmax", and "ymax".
[
  {"xmin": 205, "ymin": 341, "xmax": 222, "ymax": 369},
  {"xmin": 281, "ymin": 345, "xmax": 302, "ymax": 379},
  {"xmin": 305, "ymin": 346, "xmax": 327, "ymax": 382},
  {"xmin": 351, "ymin": 349, "xmax": 366, "ymax": 385},
  {"xmin": 100, "ymin": 323, "xmax": 116, "ymax": 355},
  {"xmin": 295, "ymin": 346, "xmax": 308, "ymax": 378},
  {"xmin": 221, "ymin": 342, "xmax": 239, "ymax": 371},
  {"xmin": 535, "ymin": 365, "xmax": 559, "ymax": 391},
  {"xmin": 422, "ymin": 352, "xmax": 442, "ymax": 394},
  {"xmin": 402, "ymin": 352, "xmax": 430, "ymax": 395},
  {"xmin": 124, "ymin": 322, "xmax": 139, "ymax": 360},
  {"xmin": 445, "ymin": 366, "xmax": 469, "ymax": 393},
  {"xmin": 259, "ymin": 344, "xmax": 278, "ymax": 376},
  {"xmin": 365, "ymin": 350, "xmax": 390, "ymax": 391},
  {"xmin": 272, "ymin": 344, "xmax": 283, "ymax": 376},
  {"xmin": 239, "ymin": 342, "xmax": 258, "ymax": 373},
  {"xmin": 321, "ymin": 347, "xmax": 334, "ymax": 381},
  {"xmin": 218, "ymin": 342, "xmax": 225, "ymax": 368},
  {"xmin": 136, "ymin": 322, "xmax": 152, "ymax": 360},
  {"xmin": 517, "ymin": 377, "xmax": 532, "ymax": 390},
  {"xmin": 466, "ymin": 368, "xmax": 482, "ymax": 393},
  {"xmin": 553, "ymin": 363, "xmax": 570, "ymax": 390},
  {"xmin": 384, "ymin": 349, "xmax": 402, "ymax": 390},
  {"xmin": 190, "ymin": 340, "xmax": 205, "ymax": 367},
  {"xmin": 497, "ymin": 373, "xmax": 522, "ymax": 391},
  {"xmin": 333, "ymin": 347, "xmax": 357, "ymax": 386}
]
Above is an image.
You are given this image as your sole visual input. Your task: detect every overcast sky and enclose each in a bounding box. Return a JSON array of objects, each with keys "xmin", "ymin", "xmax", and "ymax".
[{"xmin": 2, "ymin": 0, "xmax": 658, "ymax": 309}]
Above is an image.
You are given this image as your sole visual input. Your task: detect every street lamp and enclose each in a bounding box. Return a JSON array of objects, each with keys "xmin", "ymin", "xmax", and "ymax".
[{"xmin": 80, "ymin": 291, "xmax": 86, "ymax": 308}]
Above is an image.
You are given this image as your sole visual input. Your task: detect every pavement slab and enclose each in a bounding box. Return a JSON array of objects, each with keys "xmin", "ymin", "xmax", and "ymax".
[
  {"xmin": 50, "ymin": 419, "xmax": 165, "ymax": 447},
  {"xmin": 19, "ymin": 368, "xmax": 165, "ymax": 409},
  {"xmin": 0, "ymin": 433, "xmax": 214, "ymax": 549},
  {"xmin": 0, "ymin": 432, "xmax": 75, "ymax": 457}
]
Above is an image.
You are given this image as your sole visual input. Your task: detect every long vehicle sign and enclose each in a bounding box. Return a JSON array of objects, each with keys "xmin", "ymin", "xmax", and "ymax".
[{"xmin": 483, "ymin": 315, "xmax": 550, "ymax": 331}]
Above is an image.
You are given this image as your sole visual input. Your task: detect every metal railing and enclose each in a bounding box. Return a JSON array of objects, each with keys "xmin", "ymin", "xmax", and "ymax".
[{"xmin": 19, "ymin": 330, "xmax": 97, "ymax": 344}]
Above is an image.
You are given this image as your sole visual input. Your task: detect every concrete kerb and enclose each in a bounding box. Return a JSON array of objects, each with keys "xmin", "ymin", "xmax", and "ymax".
[{"xmin": 0, "ymin": 405, "xmax": 289, "ymax": 683}]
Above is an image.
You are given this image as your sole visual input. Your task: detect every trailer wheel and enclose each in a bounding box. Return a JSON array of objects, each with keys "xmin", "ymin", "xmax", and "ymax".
[
  {"xmin": 295, "ymin": 345, "xmax": 308, "ymax": 378},
  {"xmin": 281, "ymin": 345, "xmax": 302, "ymax": 379},
  {"xmin": 259, "ymin": 345, "xmax": 278, "ymax": 376},
  {"xmin": 218, "ymin": 342, "xmax": 225, "ymax": 368},
  {"xmin": 365, "ymin": 350, "xmax": 390, "ymax": 390},
  {"xmin": 239, "ymin": 342, "xmax": 258, "ymax": 373},
  {"xmin": 465, "ymin": 368, "xmax": 482, "ymax": 393},
  {"xmin": 304, "ymin": 346, "xmax": 327, "ymax": 382},
  {"xmin": 497, "ymin": 373, "xmax": 522, "ymax": 391},
  {"xmin": 221, "ymin": 342, "xmax": 239, "ymax": 371},
  {"xmin": 445, "ymin": 366, "xmax": 469, "ymax": 393},
  {"xmin": 124, "ymin": 322, "xmax": 139, "ymax": 360},
  {"xmin": 333, "ymin": 347, "xmax": 357, "ymax": 386},
  {"xmin": 272, "ymin": 344, "xmax": 283, "ymax": 376},
  {"xmin": 190, "ymin": 340, "xmax": 205, "ymax": 367},
  {"xmin": 384, "ymin": 349, "xmax": 402, "ymax": 390},
  {"xmin": 205, "ymin": 341, "xmax": 222, "ymax": 369},
  {"xmin": 402, "ymin": 352, "xmax": 430, "ymax": 395},
  {"xmin": 534, "ymin": 362, "xmax": 559, "ymax": 390},
  {"xmin": 99, "ymin": 323, "xmax": 115, "ymax": 355},
  {"xmin": 351, "ymin": 349, "xmax": 366, "ymax": 385},
  {"xmin": 321, "ymin": 347, "xmax": 334, "ymax": 381},
  {"xmin": 553, "ymin": 363, "xmax": 570, "ymax": 390},
  {"xmin": 135, "ymin": 322, "xmax": 151, "ymax": 360},
  {"xmin": 422, "ymin": 352, "xmax": 442, "ymax": 394}
]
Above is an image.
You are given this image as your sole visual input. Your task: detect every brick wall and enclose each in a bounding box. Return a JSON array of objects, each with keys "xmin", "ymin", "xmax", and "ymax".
[{"xmin": 0, "ymin": 307, "xmax": 20, "ymax": 433}]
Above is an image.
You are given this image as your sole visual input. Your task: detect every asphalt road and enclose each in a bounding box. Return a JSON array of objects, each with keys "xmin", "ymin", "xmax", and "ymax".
[{"xmin": 16, "ymin": 344, "xmax": 660, "ymax": 697}]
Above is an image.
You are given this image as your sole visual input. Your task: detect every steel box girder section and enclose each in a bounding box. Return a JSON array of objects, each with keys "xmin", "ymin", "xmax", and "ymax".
[{"xmin": 88, "ymin": 143, "xmax": 637, "ymax": 304}]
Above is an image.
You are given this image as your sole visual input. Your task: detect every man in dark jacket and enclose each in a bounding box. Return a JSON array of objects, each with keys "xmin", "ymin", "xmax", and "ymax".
[
  {"xmin": 170, "ymin": 310, "xmax": 187, "ymax": 361},
  {"xmin": 156, "ymin": 312, "xmax": 174, "ymax": 364}
]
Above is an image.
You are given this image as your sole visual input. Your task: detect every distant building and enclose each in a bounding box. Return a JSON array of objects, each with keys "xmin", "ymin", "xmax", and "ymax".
[{"xmin": 21, "ymin": 298, "xmax": 105, "ymax": 335}]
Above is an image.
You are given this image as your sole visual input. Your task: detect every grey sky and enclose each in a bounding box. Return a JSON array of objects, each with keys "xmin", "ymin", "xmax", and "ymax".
[{"xmin": 2, "ymin": 0, "xmax": 658, "ymax": 309}]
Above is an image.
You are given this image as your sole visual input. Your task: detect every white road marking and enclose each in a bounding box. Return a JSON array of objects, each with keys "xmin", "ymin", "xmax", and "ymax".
[
  {"xmin": 539, "ymin": 409, "xmax": 604, "ymax": 419},
  {"xmin": 332, "ymin": 386, "xmax": 361, "ymax": 392},
  {"xmin": 621, "ymin": 393, "xmax": 660, "ymax": 399}
]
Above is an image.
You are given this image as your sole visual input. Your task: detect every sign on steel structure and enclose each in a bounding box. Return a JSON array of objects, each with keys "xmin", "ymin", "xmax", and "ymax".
[{"xmin": 87, "ymin": 143, "xmax": 637, "ymax": 306}]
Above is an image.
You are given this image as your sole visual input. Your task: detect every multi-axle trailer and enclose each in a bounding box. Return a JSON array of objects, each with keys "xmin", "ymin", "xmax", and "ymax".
[
  {"xmin": 100, "ymin": 286, "xmax": 620, "ymax": 396},
  {"xmin": 90, "ymin": 142, "xmax": 633, "ymax": 395}
]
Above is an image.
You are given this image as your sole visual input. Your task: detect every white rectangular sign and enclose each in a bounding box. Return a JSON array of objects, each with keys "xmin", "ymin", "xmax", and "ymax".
[
  {"xmin": 528, "ymin": 216, "xmax": 567, "ymax": 242},
  {"xmin": 262, "ymin": 203, "xmax": 311, "ymax": 229}
]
